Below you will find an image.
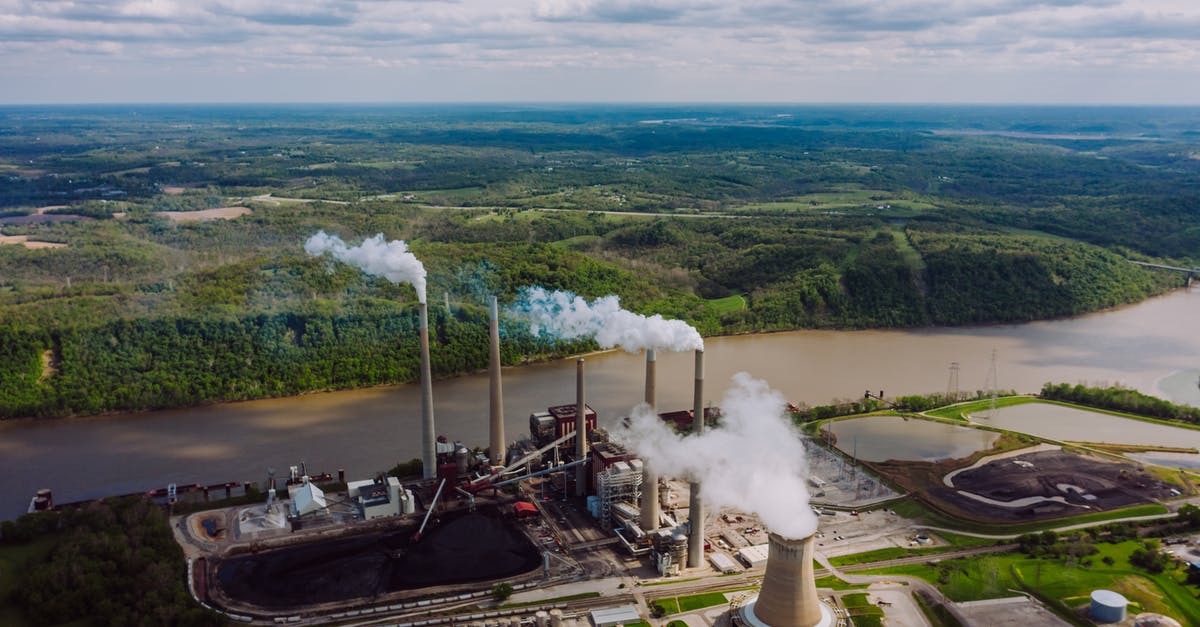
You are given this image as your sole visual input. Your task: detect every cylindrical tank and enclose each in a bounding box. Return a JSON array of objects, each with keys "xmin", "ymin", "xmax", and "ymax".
[
  {"xmin": 402, "ymin": 488, "xmax": 416, "ymax": 514},
  {"xmin": 1090, "ymin": 590, "xmax": 1128, "ymax": 623},
  {"xmin": 535, "ymin": 610, "xmax": 550, "ymax": 627},
  {"xmin": 509, "ymin": 617, "xmax": 522, "ymax": 627},
  {"xmin": 548, "ymin": 609, "xmax": 564, "ymax": 627},
  {"xmin": 455, "ymin": 444, "xmax": 470, "ymax": 475}
]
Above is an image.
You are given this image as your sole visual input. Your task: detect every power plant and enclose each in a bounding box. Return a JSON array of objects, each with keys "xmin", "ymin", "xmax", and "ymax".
[{"xmin": 165, "ymin": 294, "xmax": 847, "ymax": 627}]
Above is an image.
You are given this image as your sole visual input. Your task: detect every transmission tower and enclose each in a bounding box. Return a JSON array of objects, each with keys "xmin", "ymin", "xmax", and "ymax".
[
  {"xmin": 983, "ymin": 349, "xmax": 998, "ymax": 418},
  {"xmin": 946, "ymin": 361, "xmax": 960, "ymax": 402}
]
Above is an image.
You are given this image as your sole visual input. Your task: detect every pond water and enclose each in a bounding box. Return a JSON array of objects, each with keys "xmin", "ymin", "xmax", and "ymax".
[
  {"xmin": 973, "ymin": 402, "xmax": 1200, "ymax": 449},
  {"xmin": 826, "ymin": 416, "xmax": 999, "ymax": 462}
]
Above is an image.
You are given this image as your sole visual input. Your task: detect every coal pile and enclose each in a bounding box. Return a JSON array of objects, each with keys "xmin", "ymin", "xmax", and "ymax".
[{"xmin": 217, "ymin": 511, "xmax": 540, "ymax": 608}]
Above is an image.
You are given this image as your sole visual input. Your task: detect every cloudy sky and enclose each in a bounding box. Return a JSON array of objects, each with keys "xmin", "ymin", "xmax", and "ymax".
[{"xmin": 2, "ymin": 0, "xmax": 1199, "ymax": 104}]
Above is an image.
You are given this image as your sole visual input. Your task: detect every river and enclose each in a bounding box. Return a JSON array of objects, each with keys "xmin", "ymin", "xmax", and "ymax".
[{"xmin": 1, "ymin": 289, "xmax": 1197, "ymax": 520}]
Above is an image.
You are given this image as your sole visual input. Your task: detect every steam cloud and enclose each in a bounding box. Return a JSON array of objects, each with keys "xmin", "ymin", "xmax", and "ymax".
[
  {"xmin": 508, "ymin": 287, "xmax": 703, "ymax": 352},
  {"xmin": 304, "ymin": 231, "xmax": 427, "ymax": 304},
  {"xmin": 614, "ymin": 372, "xmax": 817, "ymax": 539}
]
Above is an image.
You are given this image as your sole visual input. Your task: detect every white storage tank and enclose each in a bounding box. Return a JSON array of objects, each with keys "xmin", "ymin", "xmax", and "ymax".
[{"xmin": 1090, "ymin": 589, "xmax": 1128, "ymax": 623}]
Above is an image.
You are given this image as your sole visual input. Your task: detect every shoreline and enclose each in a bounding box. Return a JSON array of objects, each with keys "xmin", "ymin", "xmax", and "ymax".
[{"xmin": 1, "ymin": 286, "xmax": 1194, "ymax": 423}]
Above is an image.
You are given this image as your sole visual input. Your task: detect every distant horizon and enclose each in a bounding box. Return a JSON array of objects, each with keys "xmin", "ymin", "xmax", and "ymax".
[
  {"xmin": 4, "ymin": 2, "xmax": 1200, "ymax": 106},
  {"xmin": 5, "ymin": 101, "xmax": 1200, "ymax": 108}
]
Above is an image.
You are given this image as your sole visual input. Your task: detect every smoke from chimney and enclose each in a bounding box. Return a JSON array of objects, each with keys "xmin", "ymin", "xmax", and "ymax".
[
  {"xmin": 615, "ymin": 372, "xmax": 817, "ymax": 540},
  {"xmin": 508, "ymin": 287, "xmax": 702, "ymax": 353},
  {"xmin": 304, "ymin": 231, "xmax": 427, "ymax": 303}
]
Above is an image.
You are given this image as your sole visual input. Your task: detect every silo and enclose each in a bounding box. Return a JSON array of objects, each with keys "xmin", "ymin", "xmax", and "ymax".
[{"xmin": 1090, "ymin": 590, "xmax": 1128, "ymax": 623}]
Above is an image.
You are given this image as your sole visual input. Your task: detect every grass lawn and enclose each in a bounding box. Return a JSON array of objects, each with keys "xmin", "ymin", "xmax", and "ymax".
[
  {"xmin": 816, "ymin": 575, "xmax": 868, "ymax": 590},
  {"xmin": 843, "ymin": 592, "xmax": 886, "ymax": 627},
  {"xmin": 706, "ymin": 294, "xmax": 746, "ymax": 314},
  {"xmin": 651, "ymin": 597, "xmax": 680, "ymax": 615},
  {"xmin": 863, "ymin": 541, "xmax": 1200, "ymax": 625},
  {"xmin": 677, "ymin": 591, "xmax": 731, "ymax": 612},
  {"xmin": 924, "ymin": 396, "xmax": 1038, "ymax": 421}
]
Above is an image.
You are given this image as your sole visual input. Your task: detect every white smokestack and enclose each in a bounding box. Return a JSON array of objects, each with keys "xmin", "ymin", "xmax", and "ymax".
[
  {"xmin": 419, "ymin": 303, "xmax": 436, "ymax": 479},
  {"xmin": 304, "ymin": 231, "xmax": 427, "ymax": 303},
  {"xmin": 615, "ymin": 372, "xmax": 817, "ymax": 540},
  {"xmin": 640, "ymin": 348, "xmax": 659, "ymax": 531},
  {"xmin": 489, "ymin": 296, "xmax": 505, "ymax": 466},
  {"xmin": 508, "ymin": 287, "xmax": 702, "ymax": 353},
  {"xmin": 686, "ymin": 348, "xmax": 704, "ymax": 568}
]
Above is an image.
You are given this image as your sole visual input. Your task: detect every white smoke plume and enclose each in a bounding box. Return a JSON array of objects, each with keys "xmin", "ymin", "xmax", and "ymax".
[
  {"xmin": 508, "ymin": 287, "xmax": 703, "ymax": 352},
  {"xmin": 304, "ymin": 231, "xmax": 427, "ymax": 304},
  {"xmin": 614, "ymin": 372, "xmax": 817, "ymax": 539}
]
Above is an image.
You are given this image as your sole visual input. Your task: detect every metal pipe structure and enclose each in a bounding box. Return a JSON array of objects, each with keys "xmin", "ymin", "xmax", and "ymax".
[
  {"xmin": 419, "ymin": 303, "xmax": 436, "ymax": 480},
  {"xmin": 686, "ymin": 348, "xmax": 704, "ymax": 568},
  {"xmin": 488, "ymin": 296, "xmax": 506, "ymax": 466},
  {"xmin": 640, "ymin": 348, "xmax": 660, "ymax": 532},
  {"xmin": 575, "ymin": 358, "xmax": 589, "ymax": 497}
]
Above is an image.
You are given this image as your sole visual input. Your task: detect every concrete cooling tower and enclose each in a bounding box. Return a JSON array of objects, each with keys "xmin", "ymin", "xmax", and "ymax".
[{"xmin": 737, "ymin": 532, "xmax": 833, "ymax": 627}]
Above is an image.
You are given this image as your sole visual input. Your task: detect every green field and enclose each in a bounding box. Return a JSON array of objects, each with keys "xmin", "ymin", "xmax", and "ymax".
[{"xmin": 863, "ymin": 541, "xmax": 1200, "ymax": 624}]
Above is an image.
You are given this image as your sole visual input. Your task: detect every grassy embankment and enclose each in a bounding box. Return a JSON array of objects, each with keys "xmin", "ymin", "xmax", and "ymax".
[{"xmin": 858, "ymin": 540, "xmax": 1200, "ymax": 624}]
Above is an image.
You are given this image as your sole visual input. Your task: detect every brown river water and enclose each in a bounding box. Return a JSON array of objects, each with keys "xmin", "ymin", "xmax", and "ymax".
[{"xmin": 2, "ymin": 289, "xmax": 1197, "ymax": 519}]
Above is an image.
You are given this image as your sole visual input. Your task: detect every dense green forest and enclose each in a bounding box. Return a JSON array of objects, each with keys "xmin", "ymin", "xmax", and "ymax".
[
  {"xmin": 0, "ymin": 105, "xmax": 1195, "ymax": 418},
  {"xmin": 0, "ymin": 499, "xmax": 224, "ymax": 626}
]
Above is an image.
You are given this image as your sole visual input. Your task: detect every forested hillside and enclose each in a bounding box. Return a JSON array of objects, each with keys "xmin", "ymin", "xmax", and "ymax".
[{"xmin": 0, "ymin": 105, "xmax": 1194, "ymax": 418}]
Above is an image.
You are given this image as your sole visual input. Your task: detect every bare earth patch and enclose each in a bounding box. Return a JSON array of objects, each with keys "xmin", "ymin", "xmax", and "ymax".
[
  {"xmin": 33, "ymin": 205, "xmax": 67, "ymax": 215},
  {"xmin": 161, "ymin": 186, "xmax": 188, "ymax": 195},
  {"xmin": 155, "ymin": 206, "xmax": 252, "ymax": 222},
  {"xmin": 0, "ymin": 234, "xmax": 68, "ymax": 249},
  {"xmin": 39, "ymin": 349, "xmax": 59, "ymax": 383}
]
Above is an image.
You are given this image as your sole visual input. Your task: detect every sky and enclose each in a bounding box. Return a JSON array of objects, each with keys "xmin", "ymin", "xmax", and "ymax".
[{"xmin": 2, "ymin": 0, "xmax": 1199, "ymax": 104}]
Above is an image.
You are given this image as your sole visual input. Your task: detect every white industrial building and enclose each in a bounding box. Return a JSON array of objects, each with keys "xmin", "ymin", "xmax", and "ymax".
[
  {"xmin": 288, "ymin": 481, "xmax": 328, "ymax": 518},
  {"xmin": 737, "ymin": 544, "xmax": 770, "ymax": 568},
  {"xmin": 347, "ymin": 477, "xmax": 415, "ymax": 520}
]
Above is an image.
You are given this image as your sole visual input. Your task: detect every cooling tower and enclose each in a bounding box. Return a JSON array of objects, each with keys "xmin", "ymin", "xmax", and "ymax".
[
  {"xmin": 686, "ymin": 348, "xmax": 704, "ymax": 568},
  {"xmin": 640, "ymin": 348, "xmax": 660, "ymax": 531},
  {"xmin": 419, "ymin": 302, "xmax": 436, "ymax": 480},
  {"xmin": 488, "ymin": 296, "xmax": 505, "ymax": 466},
  {"xmin": 575, "ymin": 358, "xmax": 588, "ymax": 497},
  {"xmin": 738, "ymin": 533, "xmax": 832, "ymax": 627}
]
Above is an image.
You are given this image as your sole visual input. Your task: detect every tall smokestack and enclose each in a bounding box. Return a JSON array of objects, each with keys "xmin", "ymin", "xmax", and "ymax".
[
  {"xmin": 740, "ymin": 533, "xmax": 829, "ymax": 627},
  {"xmin": 640, "ymin": 348, "xmax": 660, "ymax": 531},
  {"xmin": 489, "ymin": 296, "xmax": 505, "ymax": 466},
  {"xmin": 575, "ymin": 358, "xmax": 588, "ymax": 497},
  {"xmin": 687, "ymin": 349, "xmax": 704, "ymax": 568},
  {"xmin": 419, "ymin": 303, "xmax": 436, "ymax": 480}
]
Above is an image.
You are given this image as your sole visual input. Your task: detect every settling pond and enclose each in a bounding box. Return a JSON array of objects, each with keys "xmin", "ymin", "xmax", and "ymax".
[{"xmin": 826, "ymin": 416, "xmax": 999, "ymax": 462}]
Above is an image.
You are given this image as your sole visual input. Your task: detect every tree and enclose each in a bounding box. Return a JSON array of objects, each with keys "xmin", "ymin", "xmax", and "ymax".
[{"xmin": 491, "ymin": 582, "xmax": 513, "ymax": 603}]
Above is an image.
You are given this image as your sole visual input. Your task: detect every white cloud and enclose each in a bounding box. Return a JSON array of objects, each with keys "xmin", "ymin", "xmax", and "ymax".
[{"xmin": 0, "ymin": 0, "xmax": 1198, "ymax": 102}]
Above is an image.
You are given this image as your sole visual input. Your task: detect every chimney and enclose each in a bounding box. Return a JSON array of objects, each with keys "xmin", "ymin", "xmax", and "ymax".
[
  {"xmin": 489, "ymin": 296, "xmax": 505, "ymax": 466},
  {"xmin": 640, "ymin": 348, "xmax": 660, "ymax": 531},
  {"xmin": 419, "ymin": 302, "xmax": 436, "ymax": 480},
  {"xmin": 741, "ymin": 533, "xmax": 828, "ymax": 627},
  {"xmin": 575, "ymin": 358, "xmax": 588, "ymax": 497},
  {"xmin": 686, "ymin": 348, "xmax": 704, "ymax": 568}
]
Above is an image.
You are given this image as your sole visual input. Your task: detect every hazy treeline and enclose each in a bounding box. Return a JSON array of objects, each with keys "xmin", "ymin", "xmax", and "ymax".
[{"xmin": 1040, "ymin": 382, "xmax": 1200, "ymax": 424}]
